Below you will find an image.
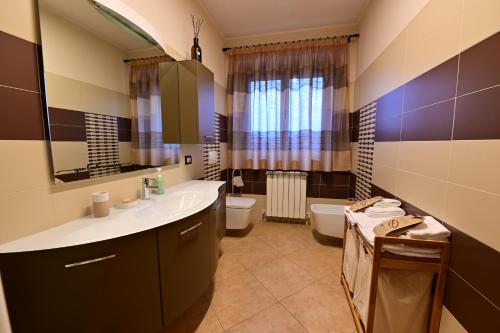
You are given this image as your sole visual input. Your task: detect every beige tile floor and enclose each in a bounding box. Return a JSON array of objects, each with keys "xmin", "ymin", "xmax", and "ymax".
[{"xmin": 164, "ymin": 221, "xmax": 357, "ymax": 333}]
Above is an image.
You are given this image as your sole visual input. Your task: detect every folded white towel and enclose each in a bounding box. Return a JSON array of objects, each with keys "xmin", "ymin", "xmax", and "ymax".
[
  {"xmin": 373, "ymin": 198, "xmax": 402, "ymax": 208},
  {"xmin": 404, "ymin": 216, "xmax": 451, "ymax": 240},
  {"xmin": 365, "ymin": 206, "xmax": 406, "ymax": 218},
  {"xmin": 344, "ymin": 207, "xmax": 446, "ymax": 258}
]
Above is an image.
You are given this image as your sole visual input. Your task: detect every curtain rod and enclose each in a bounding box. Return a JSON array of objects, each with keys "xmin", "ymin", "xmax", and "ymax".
[
  {"xmin": 222, "ymin": 33, "xmax": 359, "ymax": 52},
  {"xmin": 123, "ymin": 54, "xmax": 174, "ymax": 63}
]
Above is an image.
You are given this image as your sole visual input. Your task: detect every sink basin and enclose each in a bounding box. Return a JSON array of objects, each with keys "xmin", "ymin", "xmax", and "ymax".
[{"xmin": 137, "ymin": 191, "xmax": 203, "ymax": 219}]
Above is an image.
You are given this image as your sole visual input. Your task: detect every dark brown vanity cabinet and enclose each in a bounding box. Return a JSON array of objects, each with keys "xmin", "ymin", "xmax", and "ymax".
[
  {"xmin": 157, "ymin": 208, "xmax": 212, "ymax": 325},
  {"xmin": 159, "ymin": 60, "xmax": 215, "ymax": 144},
  {"xmin": 0, "ymin": 230, "xmax": 162, "ymax": 333},
  {"xmin": 209, "ymin": 186, "xmax": 226, "ymax": 278}
]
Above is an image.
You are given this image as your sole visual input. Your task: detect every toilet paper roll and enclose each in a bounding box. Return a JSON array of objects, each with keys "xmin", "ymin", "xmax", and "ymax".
[{"xmin": 232, "ymin": 176, "xmax": 244, "ymax": 187}]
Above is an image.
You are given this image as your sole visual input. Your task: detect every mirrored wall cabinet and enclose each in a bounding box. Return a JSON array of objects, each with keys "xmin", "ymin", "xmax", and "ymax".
[{"xmin": 160, "ymin": 60, "xmax": 215, "ymax": 144}]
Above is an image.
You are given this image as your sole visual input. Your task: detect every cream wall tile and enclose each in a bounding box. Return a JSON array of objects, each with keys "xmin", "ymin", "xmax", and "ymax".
[
  {"xmin": 179, "ymin": 144, "xmax": 204, "ymax": 179},
  {"xmin": 0, "ymin": 0, "xmax": 39, "ymax": 43},
  {"xmin": 351, "ymin": 142, "xmax": 359, "ymax": 174},
  {"xmin": 399, "ymin": 141, "xmax": 451, "ymax": 181},
  {"xmin": 0, "ymin": 141, "xmax": 52, "ymax": 196},
  {"xmin": 119, "ymin": 142, "xmax": 132, "ymax": 164},
  {"xmin": 461, "ymin": 0, "xmax": 500, "ymax": 51},
  {"xmin": 0, "ymin": 186, "xmax": 55, "ymax": 244},
  {"xmin": 449, "ymin": 140, "xmax": 500, "ymax": 196},
  {"xmin": 439, "ymin": 307, "xmax": 468, "ymax": 333},
  {"xmin": 354, "ymin": 30, "xmax": 407, "ymax": 110},
  {"xmin": 51, "ymin": 141, "xmax": 89, "ymax": 172},
  {"xmin": 219, "ymin": 142, "xmax": 227, "ymax": 171},
  {"xmin": 443, "ymin": 183, "xmax": 500, "ymax": 251},
  {"xmin": 404, "ymin": 0, "xmax": 463, "ymax": 82},
  {"xmin": 45, "ymin": 72, "xmax": 129, "ymax": 118},
  {"xmin": 372, "ymin": 164, "xmax": 399, "ymax": 194},
  {"xmin": 395, "ymin": 170, "xmax": 447, "ymax": 219},
  {"xmin": 356, "ymin": 0, "xmax": 429, "ymax": 76},
  {"xmin": 373, "ymin": 142, "xmax": 400, "ymax": 168},
  {"xmin": 215, "ymin": 82, "xmax": 226, "ymax": 115}
]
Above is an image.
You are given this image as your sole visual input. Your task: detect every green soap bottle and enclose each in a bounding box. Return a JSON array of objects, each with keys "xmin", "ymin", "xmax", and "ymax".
[{"xmin": 155, "ymin": 167, "xmax": 165, "ymax": 194}]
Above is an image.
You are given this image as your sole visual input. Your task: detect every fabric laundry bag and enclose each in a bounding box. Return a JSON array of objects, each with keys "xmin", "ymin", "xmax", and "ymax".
[
  {"xmin": 352, "ymin": 241, "xmax": 373, "ymax": 326},
  {"xmin": 343, "ymin": 225, "xmax": 360, "ymax": 293},
  {"xmin": 373, "ymin": 269, "xmax": 434, "ymax": 333}
]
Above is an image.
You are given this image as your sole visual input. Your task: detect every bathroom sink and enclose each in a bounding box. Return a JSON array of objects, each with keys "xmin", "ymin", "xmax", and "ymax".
[{"xmin": 137, "ymin": 191, "xmax": 203, "ymax": 219}]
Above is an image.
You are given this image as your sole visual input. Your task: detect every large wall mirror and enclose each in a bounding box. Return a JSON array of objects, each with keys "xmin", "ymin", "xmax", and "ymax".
[{"xmin": 38, "ymin": 0, "xmax": 180, "ymax": 184}]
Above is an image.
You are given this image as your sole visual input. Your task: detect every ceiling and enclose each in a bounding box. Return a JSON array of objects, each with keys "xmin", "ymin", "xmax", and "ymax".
[
  {"xmin": 197, "ymin": 0, "xmax": 369, "ymax": 37},
  {"xmin": 40, "ymin": 0, "xmax": 158, "ymax": 52}
]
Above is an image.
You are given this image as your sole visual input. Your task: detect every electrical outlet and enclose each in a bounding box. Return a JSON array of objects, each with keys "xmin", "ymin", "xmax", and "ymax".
[{"xmin": 184, "ymin": 155, "xmax": 192, "ymax": 165}]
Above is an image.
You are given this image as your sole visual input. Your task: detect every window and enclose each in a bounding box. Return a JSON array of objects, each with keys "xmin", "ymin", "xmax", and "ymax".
[{"xmin": 250, "ymin": 77, "xmax": 323, "ymax": 133}]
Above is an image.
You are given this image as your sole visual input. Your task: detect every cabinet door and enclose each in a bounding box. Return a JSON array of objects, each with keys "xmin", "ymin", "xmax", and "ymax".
[
  {"xmin": 0, "ymin": 231, "xmax": 162, "ymax": 333},
  {"xmin": 157, "ymin": 209, "xmax": 211, "ymax": 325},
  {"xmin": 216, "ymin": 186, "xmax": 226, "ymax": 241},
  {"xmin": 159, "ymin": 62, "xmax": 181, "ymax": 143},
  {"xmin": 196, "ymin": 61, "xmax": 215, "ymax": 144}
]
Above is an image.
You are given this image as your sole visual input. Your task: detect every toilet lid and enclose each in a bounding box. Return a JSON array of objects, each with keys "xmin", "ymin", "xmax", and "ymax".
[{"xmin": 226, "ymin": 196, "xmax": 256, "ymax": 209}]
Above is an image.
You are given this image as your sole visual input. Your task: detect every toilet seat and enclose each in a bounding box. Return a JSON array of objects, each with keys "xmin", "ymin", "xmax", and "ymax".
[{"xmin": 226, "ymin": 196, "xmax": 255, "ymax": 209}]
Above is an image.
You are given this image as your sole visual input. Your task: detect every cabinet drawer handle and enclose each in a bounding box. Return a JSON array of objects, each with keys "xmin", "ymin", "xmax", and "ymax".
[
  {"xmin": 180, "ymin": 222, "xmax": 202, "ymax": 236},
  {"xmin": 64, "ymin": 254, "xmax": 116, "ymax": 268}
]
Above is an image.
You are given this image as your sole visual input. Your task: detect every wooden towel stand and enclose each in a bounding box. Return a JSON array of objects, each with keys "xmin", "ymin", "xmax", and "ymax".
[{"xmin": 341, "ymin": 218, "xmax": 451, "ymax": 333}]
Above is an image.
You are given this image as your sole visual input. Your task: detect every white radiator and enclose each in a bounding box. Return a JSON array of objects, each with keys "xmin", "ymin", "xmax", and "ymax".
[{"xmin": 266, "ymin": 171, "xmax": 307, "ymax": 221}]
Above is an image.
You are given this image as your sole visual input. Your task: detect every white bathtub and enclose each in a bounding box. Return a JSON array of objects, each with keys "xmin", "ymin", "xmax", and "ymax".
[{"xmin": 310, "ymin": 204, "xmax": 346, "ymax": 238}]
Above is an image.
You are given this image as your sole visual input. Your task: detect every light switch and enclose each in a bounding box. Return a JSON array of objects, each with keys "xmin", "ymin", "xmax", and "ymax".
[{"xmin": 185, "ymin": 155, "xmax": 192, "ymax": 165}]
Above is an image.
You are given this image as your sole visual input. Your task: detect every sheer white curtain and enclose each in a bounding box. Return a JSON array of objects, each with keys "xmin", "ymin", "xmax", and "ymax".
[{"xmin": 226, "ymin": 39, "xmax": 351, "ymax": 171}]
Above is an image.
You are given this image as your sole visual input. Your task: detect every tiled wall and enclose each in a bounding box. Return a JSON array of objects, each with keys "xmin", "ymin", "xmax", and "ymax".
[
  {"xmin": 221, "ymin": 168, "xmax": 353, "ymax": 200},
  {"xmin": 353, "ymin": 31, "xmax": 500, "ymax": 332},
  {"xmin": 0, "ymin": 0, "xmax": 225, "ymax": 245}
]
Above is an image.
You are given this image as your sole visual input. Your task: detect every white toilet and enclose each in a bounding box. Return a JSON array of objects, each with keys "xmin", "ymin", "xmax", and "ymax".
[
  {"xmin": 310, "ymin": 204, "xmax": 346, "ymax": 238},
  {"xmin": 226, "ymin": 196, "xmax": 256, "ymax": 230}
]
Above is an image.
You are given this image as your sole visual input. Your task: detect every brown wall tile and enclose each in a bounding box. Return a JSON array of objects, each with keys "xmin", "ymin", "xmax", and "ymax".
[
  {"xmin": 444, "ymin": 270, "xmax": 500, "ymax": 333},
  {"xmin": 350, "ymin": 126, "xmax": 359, "ymax": 142},
  {"xmin": 403, "ymin": 56, "xmax": 458, "ymax": 112},
  {"xmin": 118, "ymin": 130, "xmax": 132, "ymax": 142},
  {"xmin": 377, "ymin": 86, "xmax": 403, "ymax": 119},
  {"xmin": 308, "ymin": 171, "xmax": 321, "ymax": 185},
  {"xmin": 350, "ymin": 110, "xmax": 360, "ymax": 128},
  {"xmin": 401, "ymin": 100, "xmax": 454, "ymax": 141},
  {"xmin": 445, "ymin": 223, "xmax": 500, "ymax": 307},
  {"xmin": 0, "ymin": 31, "xmax": 40, "ymax": 92},
  {"xmin": 252, "ymin": 169, "xmax": 267, "ymax": 182},
  {"xmin": 458, "ymin": 31, "xmax": 500, "ymax": 95},
  {"xmin": 319, "ymin": 185, "xmax": 349, "ymax": 199},
  {"xmin": 252, "ymin": 182, "xmax": 266, "ymax": 195},
  {"xmin": 306, "ymin": 184, "xmax": 320, "ymax": 198},
  {"xmin": 48, "ymin": 108, "xmax": 85, "ymax": 127},
  {"xmin": 0, "ymin": 86, "xmax": 45, "ymax": 140},
  {"xmin": 375, "ymin": 114, "xmax": 401, "ymax": 142},
  {"xmin": 50, "ymin": 125, "xmax": 87, "ymax": 141},
  {"xmin": 453, "ymin": 86, "xmax": 500, "ymax": 140},
  {"xmin": 117, "ymin": 117, "xmax": 132, "ymax": 131}
]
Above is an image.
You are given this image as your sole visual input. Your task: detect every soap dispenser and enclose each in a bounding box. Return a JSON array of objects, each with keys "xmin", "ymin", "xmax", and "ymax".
[{"xmin": 155, "ymin": 168, "xmax": 165, "ymax": 194}]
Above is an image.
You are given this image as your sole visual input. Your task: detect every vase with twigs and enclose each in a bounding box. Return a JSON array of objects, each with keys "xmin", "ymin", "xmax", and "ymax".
[{"xmin": 191, "ymin": 14, "xmax": 203, "ymax": 62}]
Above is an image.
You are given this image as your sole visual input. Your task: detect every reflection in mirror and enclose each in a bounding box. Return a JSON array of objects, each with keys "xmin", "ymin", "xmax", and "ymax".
[{"xmin": 38, "ymin": 0, "xmax": 179, "ymax": 184}]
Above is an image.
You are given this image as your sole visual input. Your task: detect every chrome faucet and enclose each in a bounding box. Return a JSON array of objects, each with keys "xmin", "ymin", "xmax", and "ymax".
[{"xmin": 141, "ymin": 178, "xmax": 158, "ymax": 200}]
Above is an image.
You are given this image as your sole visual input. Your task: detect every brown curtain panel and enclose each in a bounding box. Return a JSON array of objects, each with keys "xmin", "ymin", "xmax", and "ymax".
[
  {"xmin": 226, "ymin": 38, "xmax": 351, "ymax": 171},
  {"xmin": 129, "ymin": 59, "xmax": 179, "ymax": 166}
]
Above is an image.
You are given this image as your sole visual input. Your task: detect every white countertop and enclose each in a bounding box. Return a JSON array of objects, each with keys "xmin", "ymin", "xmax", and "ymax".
[{"xmin": 0, "ymin": 180, "xmax": 225, "ymax": 254}]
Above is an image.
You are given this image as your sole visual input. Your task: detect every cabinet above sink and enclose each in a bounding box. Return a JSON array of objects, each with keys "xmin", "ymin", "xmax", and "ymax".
[{"xmin": 160, "ymin": 60, "xmax": 215, "ymax": 144}]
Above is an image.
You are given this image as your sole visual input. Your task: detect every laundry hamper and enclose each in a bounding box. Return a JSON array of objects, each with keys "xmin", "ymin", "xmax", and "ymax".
[{"xmin": 341, "ymin": 218, "xmax": 450, "ymax": 333}]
